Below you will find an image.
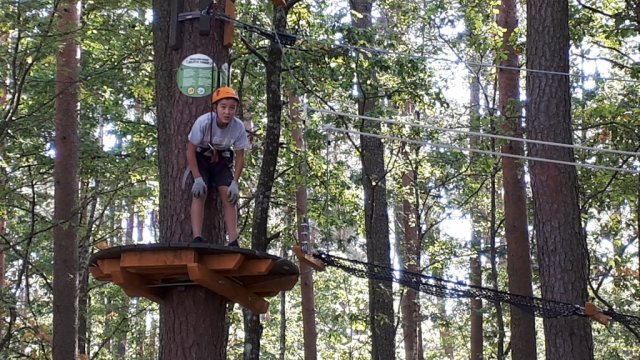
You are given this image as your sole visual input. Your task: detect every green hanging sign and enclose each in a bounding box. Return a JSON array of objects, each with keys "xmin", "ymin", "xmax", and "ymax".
[{"xmin": 177, "ymin": 54, "xmax": 213, "ymax": 97}]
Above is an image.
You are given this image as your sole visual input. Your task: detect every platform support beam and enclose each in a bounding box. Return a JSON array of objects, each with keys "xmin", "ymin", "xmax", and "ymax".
[
  {"xmin": 187, "ymin": 263, "xmax": 269, "ymax": 314},
  {"xmin": 111, "ymin": 269, "xmax": 164, "ymax": 303}
]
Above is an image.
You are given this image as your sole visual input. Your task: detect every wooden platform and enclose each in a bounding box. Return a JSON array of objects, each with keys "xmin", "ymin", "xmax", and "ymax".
[{"xmin": 89, "ymin": 243, "xmax": 300, "ymax": 314}]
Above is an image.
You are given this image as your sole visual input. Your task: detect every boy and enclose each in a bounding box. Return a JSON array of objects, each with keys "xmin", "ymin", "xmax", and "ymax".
[{"xmin": 186, "ymin": 87, "xmax": 250, "ymax": 246}]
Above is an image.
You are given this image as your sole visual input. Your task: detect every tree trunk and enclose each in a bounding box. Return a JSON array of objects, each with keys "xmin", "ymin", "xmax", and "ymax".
[
  {"xmin": 526, "ymin": 0, "xmax": 593, "ymax": 358},
  {"xmin": 245, "ymin": 4, "xmax": 290, "ymax": 359},
  {"xmin": 468, "ymin": 66, "xmax": 483, "ymax": 360},
  {"xmin": 497, "ymin": 0, "xmax": 537, "ymax": 358},
  {"xmin": 350, "ymin": 1, "xmax": 395, "ymax": 358},
  {"xmin": 78, "ymin": 180, "xmax": 98, "ymax": 357},
  {"xmin": 53, "ymin": 0, "xmax": 80, "ymax": 358},
  {"xmin": 0, "ymin": 156, "xmax": 5, "ymax": 289},
  {"xmin": 153, "ymin": 0, "xmax": 230, "ymax": 358},
  {"xmin": 400, "ymin": 169, "xmax": 420, "ymax": 360},
  {"xmin": 126, "ymin": 205, "xmax": 135, "ymax": 244},
  {"xmin": 489, "ymin": 146, "xmax": 506, "ymax": 359},
  {"xmin": 290, "ymin": 95, "xmax": 318, "ymax": 360}
]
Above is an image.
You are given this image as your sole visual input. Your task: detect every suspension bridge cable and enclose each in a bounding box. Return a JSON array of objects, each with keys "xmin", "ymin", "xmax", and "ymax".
[
  {"xmin": 310, "ymin": 107, "xmax": 640, "ymax": 159},
  {"xmin": 311, "ymin": 250, "xmax": 640, "ymax": 336},
  {"xmin": 322, "ymin": 125, "xmax": 640, "ymax": 174}
]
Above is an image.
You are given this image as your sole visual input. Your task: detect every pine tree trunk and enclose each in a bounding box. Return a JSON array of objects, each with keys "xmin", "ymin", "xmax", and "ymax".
[
  {"xmin": 245, "ymin": 4, "xmax": 290, "ymax": 358},
  {"xmin": 400, "ymin": 169, "xmax": 420, "ymax": 360},
  {"xmin": 0, "ymin": 161, "xmax": 5, "ymax": 289},
  {"xmin": 290, "ymin": 95, "xmax": 319, "ymax": 359},
  {"xmin": 497, "ymin": 0, "xmax": 537, "ymax": 358},
  {"xmin": 126, "ymin": 205, "xmax": 135, "ymax": 244},
  {"xmin": 53, "ymin": 0, "xmax": 80, "ymax": 358},
  {"xmin": 489, "ymin": 155, "xmax": 506, "ymax": 359},
  {"xmin": 78, "ymin": 180, "xmax": 98, "ymax": 357},
  {"xmin": 350, "ymin": 1, "xmax": 395, "ymax": 358},
  {"xmin": 526, "ymin": 0, "xmax": 593, "ymax": 358},
  {"xmin": 468, "ymin": 67, "xmax": 483, "ymax": 360},
  {"xmin": 153, "ymin": 0, "xmax": 230, "ymax": 358}
]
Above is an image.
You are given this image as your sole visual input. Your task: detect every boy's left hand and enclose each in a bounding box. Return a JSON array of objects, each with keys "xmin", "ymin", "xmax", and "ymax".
[{"xmin": 228, "ymin": 180, "xmax": 239, "ymax": 204}]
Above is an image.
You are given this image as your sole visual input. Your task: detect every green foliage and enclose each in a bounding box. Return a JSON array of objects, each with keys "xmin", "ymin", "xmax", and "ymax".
[{"xmin": 2, "ymin": 0, "xmax": 640, "ymax": 358}]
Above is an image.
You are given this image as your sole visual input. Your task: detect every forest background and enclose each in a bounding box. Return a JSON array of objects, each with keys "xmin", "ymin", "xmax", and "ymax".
[{"xmin": 1, "ymin": 0, "xmax": 640, "ymax": 359}]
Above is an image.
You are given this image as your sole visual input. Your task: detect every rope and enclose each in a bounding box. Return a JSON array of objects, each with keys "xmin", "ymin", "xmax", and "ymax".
[
  {"xmin": 216, "ymin": 14, "xmax": 640, "ymax": 85},
  {"xmin": 310, "ymin": 107, "xmax": 640, "ymax": 159},
  {"xmin": 323, "ymin": 125, "xmax": 640, "ymax": 174},
  {"xmin": 312, "ymin": 250, "xmax": 640, "ymax": 334}
]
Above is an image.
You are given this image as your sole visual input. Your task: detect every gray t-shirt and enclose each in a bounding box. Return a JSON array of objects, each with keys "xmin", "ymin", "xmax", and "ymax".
[{"xmin": 188, "ymin": 112, "xmax": 250, "ymax": 151}]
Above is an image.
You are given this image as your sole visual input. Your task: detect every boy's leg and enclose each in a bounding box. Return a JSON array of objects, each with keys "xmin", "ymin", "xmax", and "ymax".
[
  {"xmin": 191, "ymin": 152, "xmax": 211, "ymax": 241},
  {"xmin": 190, "ymin": 196, "xmax": 206, "ymax": 239},
  {"xmin": 218, "ymin": 186, "xmax": 238, "ymax": 244}
]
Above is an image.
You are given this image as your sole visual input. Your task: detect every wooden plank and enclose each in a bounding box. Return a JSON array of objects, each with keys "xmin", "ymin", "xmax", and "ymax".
[
  {"xmin": 111, "ymin": 269, "xmax": 163, "ymax": 303},
  {"xmin": 120, "ymin": 249, "xmax": 197, "ymax": 268},
  {"xmin": 218, "ymin": 259, "xmax": 274, "ymax": 276},
  {"xmin": 187, "ymin": 263, "xmax": 269, "ymax": 314},
  {"xmin": 293, "ymin": 246, "xmax": 325, "ymax": 271},
  {"xmin": 246, "ymin": 275, "xmax": 299, "ymax": 293},
  {"xmin": 88, "ymin": 265, "xmax": 109, "ymax": 281},
  {"xmin": 223, "ymin": 0, "xmax": 235, "ymax": 48},
  {"xmin": 97, "ymin": 258, "xmax": 123, "ymax": 276},
  {"xmin": 200, "ymin": 253, "xmax": 245, "ymax": 271}
]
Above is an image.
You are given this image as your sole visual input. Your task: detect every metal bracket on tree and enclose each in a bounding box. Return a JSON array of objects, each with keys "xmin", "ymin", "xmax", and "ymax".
[{"xmin": 169, "ymin": 0, "xmax": 220, "ymax": 50}]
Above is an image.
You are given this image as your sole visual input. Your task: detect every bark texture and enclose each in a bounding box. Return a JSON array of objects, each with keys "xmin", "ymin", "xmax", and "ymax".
[
  {"xmin": 497, "ymin": 0, "xmax": 537, "ymax": 358},
  {"xmin": 350, "ymin": 0, "xmax": 395, "ymax": 358},
  {"xmin": 245, "ymin": 4, "xmax": 289, "ymax": 359},
  {"xmin": 468, "ymin": 69, "xmax": 483, "ymax": 360},
  {"xmin": 291, "ymin": 95, "xmax": 318, "ymax": 360},
  {"xmin": 153, "ymin": 0, "xmax": 230, "ymax": 358},
  {"xmin": 53, "ymin": 1, "xmax": 80, "ymax": 358},
  {"xmin": 400, "ymin": 170, "xmax": 420, "ymax": 360},
  {"xmin": 526, "ymin": 0, "xmax": 593, "ymax": 358}
]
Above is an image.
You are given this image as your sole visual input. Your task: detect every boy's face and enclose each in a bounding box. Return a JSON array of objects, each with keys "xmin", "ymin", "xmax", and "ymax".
[{"xmin": 214, "ymin": 98, "xmax": 238, "ymax": 126}]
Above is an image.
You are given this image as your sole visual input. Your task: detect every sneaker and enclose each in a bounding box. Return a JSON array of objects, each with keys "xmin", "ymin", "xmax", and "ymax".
[
  {"xmin": 192, "ymin": 236, "xmax": 205, "ymax": 243},
  {"xmin": 227, "ymin": 239, "xmax": 239, "ymax": 247}
]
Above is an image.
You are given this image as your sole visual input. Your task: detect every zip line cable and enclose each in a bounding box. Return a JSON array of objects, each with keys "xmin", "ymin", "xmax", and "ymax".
[
  {"xmin": 217, "ymin": 13, "xmax": 640, "ymax": 84},
  {"xmin": 310, "ymin": 107, "xmax": 640, "ymax": 158},
  {"xmin": 323, "ymin": 125, "xmax": 640, "ymax": 174},
  {"xmin": 311, "ymin": 250, "xmax": 640, "ymax": 337},
  {"xmin": 258, "ymin": 11, "xmax": 640, "ymax": 340}
]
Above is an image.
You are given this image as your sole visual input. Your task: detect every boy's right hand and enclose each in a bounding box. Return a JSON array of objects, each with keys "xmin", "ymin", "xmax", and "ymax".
[{"xmin": 192, "ymin": 177, "xmax": 207, "ymax": 198}]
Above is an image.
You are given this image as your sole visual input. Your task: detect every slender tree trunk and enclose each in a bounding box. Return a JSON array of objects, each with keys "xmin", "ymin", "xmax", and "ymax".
[
  {"xmin": 497, "ymin": 0, "xmax": 537, "ymax": 358},
  {"xmin": 153, "ymin": 0, "xmax": 230, "ymax": 358},
  {"xmin": 350, "ymin": 1, "xmax": 395, "ymax": 358},
  {"xmin": 274, "ymin": 243, "xmax": 287, "ymax": 360},
  {"xmin": 78, "ymin": 180, "xmax": 98, "ymax": 358},
  {"xmin": 0, "ymin": 144, "xmax": 5, "ymax": 340},
  {"xmin": 437, "ymin": 299, "xmax": 454, "ymax": 358},
  {"xmin": 148, "ymin": 315, "xmax": 158, "ymax": 359},
  {"xmin": 526, "ymin": 0, "xmax": 593, "ymax": 358},
  {"xmin": 244, "ymin": 3, "xmax": 290, "ymax": 358},
  {"xmin": 290, "ymin": 95, "xmax": 318, "ymax": 359},
  {"xmin": 400, "ymin": 169, "xmax": 420, "ymax": 360},
  {"xmin": 53, "ymin": 0, "xmax": 80, "ymax": 358},
  {"xmin": 468, "ymin": 67, "xmax": 484, "ymax": 360},
  {"xmin": 126, "ymin": 205, "xmax": 135, "ymax": 244},
  {"xmin": 489, "ymin": 142, "xmax": 506, "ymax": 359},
  {"xmin": 0, "ymin": 158, "xmax": 5, "ymax": 289}
]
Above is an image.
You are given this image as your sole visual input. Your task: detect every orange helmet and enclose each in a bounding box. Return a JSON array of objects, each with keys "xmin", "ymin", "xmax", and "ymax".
[{"xmin": 211, "ymin": 87, "xmax": 240, "ymax": 104}]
